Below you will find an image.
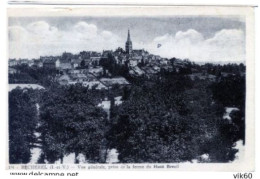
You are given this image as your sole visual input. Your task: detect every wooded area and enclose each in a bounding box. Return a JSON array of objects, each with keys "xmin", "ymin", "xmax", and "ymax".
[{"xmin": 9, "ymin": 62, "xmax": 245, "ymax": 163}]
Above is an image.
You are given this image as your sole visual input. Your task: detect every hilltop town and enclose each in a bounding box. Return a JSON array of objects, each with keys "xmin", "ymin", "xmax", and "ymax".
[
  {"xmin": 9, "ymin": 30, "xmax": 171, "ymax": 88},
  {"xmin": 9, "ymin": 30, "xmax": 246, "ymax": 90}
]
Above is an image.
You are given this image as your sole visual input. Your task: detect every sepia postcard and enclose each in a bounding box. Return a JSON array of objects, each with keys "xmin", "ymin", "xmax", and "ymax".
[{"xmin": 7, "ymin": 5, "xmax": 255, "ymax": 171}]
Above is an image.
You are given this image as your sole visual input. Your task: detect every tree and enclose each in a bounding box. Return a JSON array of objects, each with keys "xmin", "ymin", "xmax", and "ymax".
[
  {"xmin": 39, "ymin": 84, "xmax": 108, "ymax": 163},
  {"xmin": 9, "ymin": 88, "xmax": 38, "ymax": 164},
  {"xmin": 80, "ymin": 60, "xmax": 85, "ymax": 68}
]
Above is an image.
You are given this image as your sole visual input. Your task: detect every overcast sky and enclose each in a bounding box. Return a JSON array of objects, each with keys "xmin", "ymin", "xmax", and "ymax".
[{"xmin": 9, "ymin": 16, "xmax": 245, "ymax": 63}]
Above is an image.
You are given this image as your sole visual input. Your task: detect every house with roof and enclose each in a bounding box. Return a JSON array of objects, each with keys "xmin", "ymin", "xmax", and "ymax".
[
  {"xmin": 33, "ymin": 59, "xmax": 43, "ymax": 68},
  {"xmin": 88, "ymin": 67, "xmax": 103, "ymax": 77},
  {"xmin": 132, "ymin": 49, "xmax": 149, "ymax": 57},
  {"xmin": 90, "ymin": 56, "xmax": 101, "ymax": 66},
  {"xmin": 59, "ymin": 59, "xmax": 72, "ymax": 70},
  {"xmin": 57, "ymin": 73, "xmax": 106, "ymax": 90},
  {"xmin": 129, "ymin": 59, "xmax": 138, "ymax": 67},
  {"xmin": 43, "ymin": 58, "xmax": 60, "ymax": 69},
  {"xmin": 71, "ymin": 58, "xmax": 82, "ymax": 69},
  {"xmin": 70, "ymin": 73, "xmax": 96, "ymax": 83},
  {"xmin": 100, "ymin": 77, "xmax": 130, "ymax": 88},
  {"xmin": 82, "ymin": 81, "xmax": 108, "ymax": 90},
  {"xmin": 129, "ymin": 66, "xmax": 144, "ymax": 77}
]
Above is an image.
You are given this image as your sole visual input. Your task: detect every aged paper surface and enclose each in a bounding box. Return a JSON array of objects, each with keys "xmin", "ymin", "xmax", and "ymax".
[{"xmin": 7, "ymin": 6, "xmax": 254, "ymax": 171}]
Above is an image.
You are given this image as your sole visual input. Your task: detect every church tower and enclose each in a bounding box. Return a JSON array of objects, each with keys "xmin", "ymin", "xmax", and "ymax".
[{"xmin": 125, "ymin": 29, "xmax": 132, "ymax": 54}]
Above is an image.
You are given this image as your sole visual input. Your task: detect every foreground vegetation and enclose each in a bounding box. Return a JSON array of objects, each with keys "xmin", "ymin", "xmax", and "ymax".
[{"xmin": 9, "ymin": 62, "xmax": 245, "ymax": 163}]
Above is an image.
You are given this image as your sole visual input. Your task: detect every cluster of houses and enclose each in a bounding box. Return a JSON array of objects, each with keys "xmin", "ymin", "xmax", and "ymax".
[
  {"xmin": 104, "ymin": 47, "xmax": 168, "ymax": 68},
  {"xmin": 57, "ymin": 68, "xmax": 130, "ymax": 90},
  {"xmin": 9, "ymin": 51, "xmax": 102, "ymax": 70},
  {"xmin": 10, "ymin": 29, "xmax": 220, "ymax": 86},
  {"xmin": 8, "ymin": 47, "xmax": 191, "ymax": 84},
  {"xmin": 100, "ymin": 47, "xmax": 171, "ymax": 79},
  {"xmin": 8, "ymin": 49, "xmax": 131, "ymax": 89},
  {"xmin": 8, "ymin": 47, "xmax": 171, "ymax": 80},
  {"xmin": 8, "ymin": 30, "xmax": 172, "ymax": 80},
  {"xmin": 10, "ymin": 29, "xmax": 243, "ymax": 86},
  {"xmin": 9, "ymin": 50, "xmax": 167, "ymax": 70}
]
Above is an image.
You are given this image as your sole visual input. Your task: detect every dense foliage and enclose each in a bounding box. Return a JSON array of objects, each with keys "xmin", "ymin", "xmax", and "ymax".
[
  {"xmin": 39, "ymin": 84, "xmax": 108, "ymax": 163},
  {"xmin": 210, "ymin": 75, "xmax": 245, "ymax": 109},
  {"xmin": 8, "ymin": 60, "xmax": 246, "ymax": 164},
  {"xmin": 210, "ymin": 75, "xmax": 246, "ymax": 144},
  {"xmin": 108, "ymin": 73, "xmax": 244, "ymax": 163},
  {"xmin": 9, "ymin": 89, "xmax": 38, "ymax": 163}
]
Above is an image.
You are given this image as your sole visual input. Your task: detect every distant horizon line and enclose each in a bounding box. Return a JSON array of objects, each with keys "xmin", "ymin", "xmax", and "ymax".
[
  {"xmin": 8, "ymin": 48, "xmax": 245, "ymax": 65},
  {"xmin": 8, "ymin": 58, "xmax": 245, "ymax": 66}
]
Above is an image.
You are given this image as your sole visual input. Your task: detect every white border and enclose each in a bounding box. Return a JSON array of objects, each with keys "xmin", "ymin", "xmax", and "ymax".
[{"xmin": 1, "ymin": 0, "xmax": 259, "ymax": 178}]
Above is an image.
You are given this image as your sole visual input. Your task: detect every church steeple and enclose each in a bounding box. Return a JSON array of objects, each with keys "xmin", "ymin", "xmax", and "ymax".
[
  {"xmin": 125, "ymin": 29, "xmax": 132, "ymax": 54},
  {"xmin": 127, "ymin": 29, "xmax": 131, "ymax": 42}
]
